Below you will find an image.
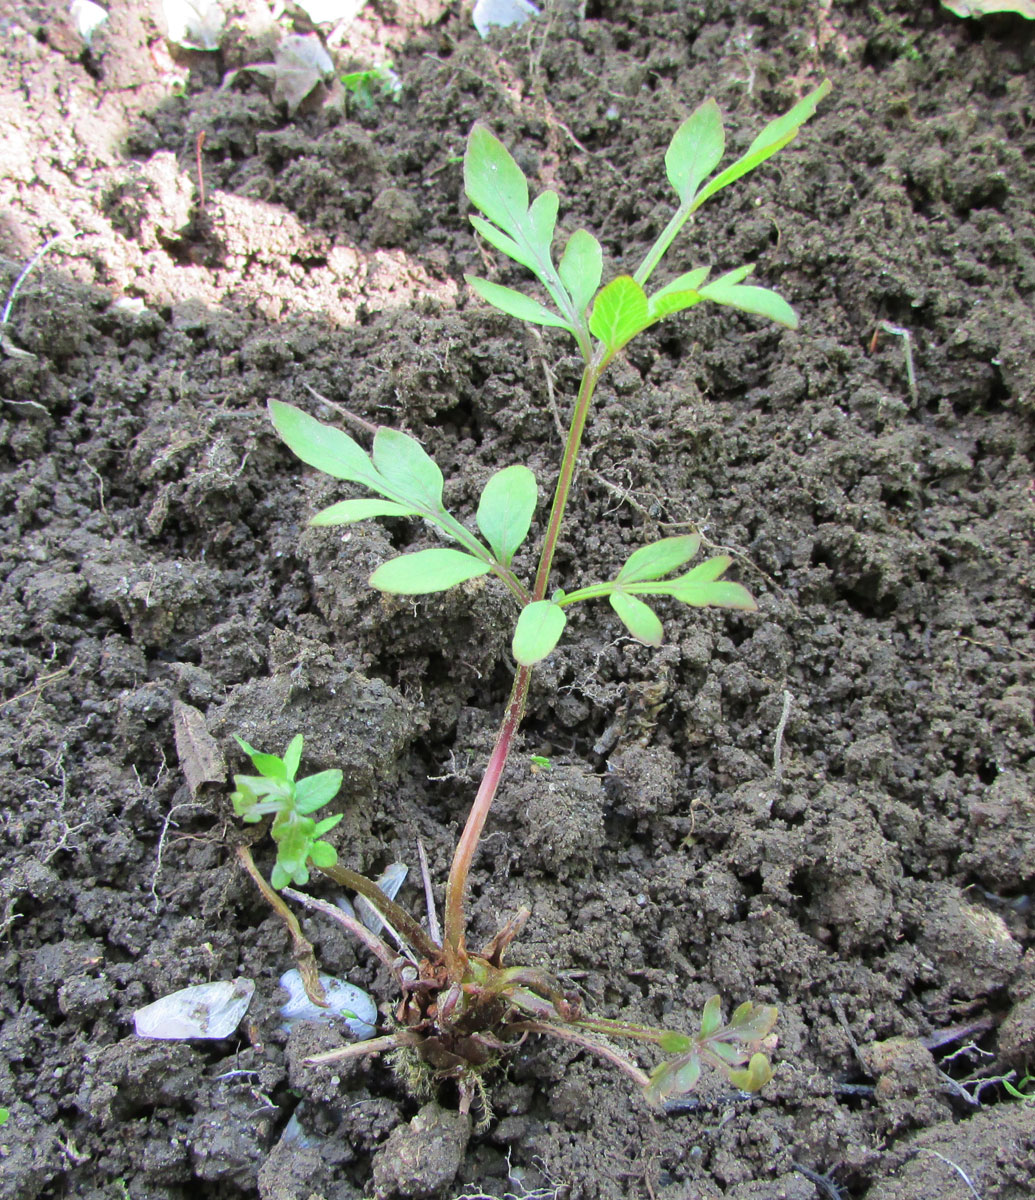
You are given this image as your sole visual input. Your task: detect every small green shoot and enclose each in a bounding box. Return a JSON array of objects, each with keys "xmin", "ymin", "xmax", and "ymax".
[
  {"xmin": 0, "ymin": 1106, "xmax": 8, "ymax": 1125},
  {"xmin": 231, "ymin": 735, "xmax": 343, "ymax": 889},
  {"xmin": 341, "ymin": 63, "xmax": 401, "ymax": 111},
  {"xmin": 530, "ymin": 754, "xmax": 553, "ymax": 772},
  {"xmin": 1003, "ymin": 1072, "xmax": 1035, "ymax": 1104},
  {"xmin": 644, "ymin": 997, "xmax": 779, "ymax": 1106}
]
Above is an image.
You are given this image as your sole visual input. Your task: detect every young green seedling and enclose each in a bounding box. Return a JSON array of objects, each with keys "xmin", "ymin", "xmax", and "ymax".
[
  {"xmin": 250, "ymin": 82, "xmax": 829, "ymax": 1113},
  {"xmin": 231, "ymin": 735, "xmax": 343, "ymax": 890}
]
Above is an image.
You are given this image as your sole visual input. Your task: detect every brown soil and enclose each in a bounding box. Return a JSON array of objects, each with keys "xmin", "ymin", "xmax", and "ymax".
[{"xmin": 2, "ymin": 2, "xmax": 1034, "ymax": 1198}]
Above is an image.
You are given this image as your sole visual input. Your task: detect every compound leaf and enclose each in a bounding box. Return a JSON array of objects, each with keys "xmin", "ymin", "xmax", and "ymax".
[
  {"xmin": 513, "ymin": 600, "xmax": 567, "ymax": 666},
  {"xmin": 476, "ymin": 464, "xmax": 538, "ymax": 564},
  {"xmin": 269, "ymin": 400, "xmax": 381, "ymax": 488},
  {"xmin": 666, "ymin": 98, "xmax": 725, "ymax": 205},
  {"xmin": 371, "ymin": 428, "xmax": 445, "ymax": 510},
  {"xmin": 370, "ymin": 548, "xmax": 491, "ymax": 594},
  {"xmin": 558, "ymin": 229, "xmax": 603, "ymax": 315},
  {"xmin": 694, "ymin": 79, "xmax": 831, "ymax": 209},
  {"xmin": 465, "ymin": 124, "xmax": 530, "ymax": 239},
  {"xmin": 616, "ymin": 534, "xmax": 703, "ymax": 584},
  {"xmin": 466, "ymin": 276, "xmax": 571, "ymax": 331},
  {"xmin": 609, "ymin": 591, "xmax": 663, "ymax": 646},
  {"xmin": 645, "ymin": 1053, "xmax": 702, "ymax": 1107},
  {"xmin": 311, "ymin": 498, "xmax": 421, "ymax": 526},
  {"xmin": 589, "ymin": 275, "xmax": 650, "ymax": 353}
]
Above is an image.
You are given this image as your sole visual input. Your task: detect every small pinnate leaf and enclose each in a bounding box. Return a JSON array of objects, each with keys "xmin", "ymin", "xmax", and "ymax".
[
  {"xmin": 699, "ymin": 995, "xmax": 723, "ymax": 1038},
  {"xmin": 589, "ymin": 276, "xmax": 650, "ymax": 353},
  {"xmin": 312, "ymin": 813, "xmax": 344, "ymax": 838},
  {"xmin": 726, "ymin": 1052, "xmax": 774, "ymax": 1092},
  {"xmin": 657, "ymin": 1031, "xmax": 694, "ymax": 1055},
  {"xmin": 694, "ymin": 80, "xmax": 832, "ymax": 209},
  {"xmin": 372, "ymin": 428, "xmax": 445, "ymax": 510},
  {"xmin": 311, "ymin": 498, "xmax": 420, "ymax": 526},
  {"xmin": 476, "ymin": 464, "xmax": 538, "ymax": 565},
  {"xmin": 269, "ymin": 400, "xmax": 380, "ymax": 488},
  {"xmin": 727, "ymin": 1002, "xmax": 779, "ymax": 1041},
  {"xmin": 559, "ymin": 230, "xmax": 603, "ymax": 314},
  {"xmin": 234, "ymin": 735, "xmax": 290, "ymax": 782},
  {"xmin": 699, "ymin": 279, "xmax": 798, "ymax": 329},
  {"xmin": 666, "ymin": 98, "xmax": 725, "ymax": 205},
  {"xmin": 617, "ymin": 534, "xmax": 703, "ymax": 584},
  {"xmin": 465, "ymin": 124, "xmax": 530, "ymax": 239},
  {"xmin": 648, "ymin": 266, "xmax": 711, "ymax": 320},
  {"xmin": 609, "ymin": 591, "xmax": 663, "ymax": 646},
  {"xmin": 527, "ymin": 189, "xmax": 559, "ymax": 254},
  {"xmin": 466, "ymin": 277, "xmax": 571, "ymax": 331},
  {"xmin": 667, "ymin": 578, "xmax": 757, "ymax": 610},
  {"xmin": 294, "ymin": 770, "xmax": 344, "ymax": 814},
  {"xmin": 469, "ymin": 215, "xmax": 541, "ymax": 275},
  {"xmin": 282, "ymin": 735, "xmax": 304, "ymax": 782},
  {"xmin": 307, "ymin": 840, "xmax": 338, "ymax": 868},
  {"xmin": 512, "ymin": 600, "xmax": 567, "ymax": 666},
  {"xmin": 370, "ymin": 548, "xmax": 491, "ymax": 595},
  {"xmin": 645, "ymin": 1053, "xmax": 702, "ymax": 1107}
]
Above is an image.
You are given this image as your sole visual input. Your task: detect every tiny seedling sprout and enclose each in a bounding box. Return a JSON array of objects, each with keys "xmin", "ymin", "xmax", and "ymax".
[{"xmin": 236, "ymin": 80, "xmax": 830, "ymax": 1114}]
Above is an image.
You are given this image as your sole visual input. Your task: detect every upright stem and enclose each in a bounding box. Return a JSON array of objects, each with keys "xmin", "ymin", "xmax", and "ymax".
[
  {"xmin": 532, "ymin": 350, "xmax": 607, "ymax": 601},
  {"xmin": 443, "ymin": 664, "xmax": 531, "ymax": 967},
  {"xmin": 442, "ymin": 348, "xmax": 608, "ymax": 968}
]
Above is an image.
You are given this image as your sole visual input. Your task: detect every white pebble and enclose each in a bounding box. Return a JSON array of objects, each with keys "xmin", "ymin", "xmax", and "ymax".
[
  {"xmin": 278, "ymin": 970, "xmax": 377, "ymax": 1040},
  {"xmin": 133, "ymin": 978, "xmax": 255, "ymax": 1040}
]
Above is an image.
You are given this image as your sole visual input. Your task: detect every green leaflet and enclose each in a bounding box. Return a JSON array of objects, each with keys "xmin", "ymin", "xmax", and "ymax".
[
  {"xmin": 269, "ymin": 400, "xmax": 382, "ymax": 489},
  {"xmin": 648, "ymin": 266, "xmax": 711, "ymax": 321},
  {"xmin": 372, "ymin": 427, "xmax": 445, "ymax": 511},
  {"xmin": 527, "ymin": 190, "xmax": 559, "ymax": 256},
  {"xmin": 665, "ymin": 98, "xmax": 725, "ymax": 205},
  {"xmin": 558, "ymin": 230, "xmax": 603, "ymax": 315},
  {"xmin": 589, "ymin": 276, "xmax": 650, "ymax": 353},
  {"xmin": 616, "ymin": 534, "xmax": 703, "ymax": 584},
  {"xmin": 512, "ymin": 600, "xmax": 567, "ymax": 666},
  {"xmin": 464, "ymin": 124, "xmax": 530, "ymax": 239},
  {"xmin": 465, "ymin": 276, "xmax": 572, "ymax": 331},
  {"xmin": 369, "ymin": 548, "xmax": 491, "ymax": 594},
  {"xmin": 699, "ymin": 995, "xmax": 723, "ymax": 1038},
  {"xmin": 476, "ymin": 464, "xmax": 538, "ymax": 565},
  {"xmin": 693, "ymin": 80, "xmax": 832, "ymax": 210},
  {"xmin": 609, "ymin": 591, "xmax": 663, "ymax": 646},
  {"xmin": 699, "ymin": 280, "xmax": 798, "ymax": 329},
  {"xmin": 469, "ymin": 215, "xmax": 541, "ymax": 276},
  {"xmin": 295, "ymin": 770, "xmax": 346, "ymax": 814},
  {"xmin": 311, "ymin": 498, "xmax": 421, "ymax": 526}
]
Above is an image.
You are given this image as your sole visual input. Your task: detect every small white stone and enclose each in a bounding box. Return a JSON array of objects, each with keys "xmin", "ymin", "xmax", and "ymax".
[
  {"xmin": 473, "ymin": 0, "xmax": 540, "ymax": 39},
  {"xmin": 133, "ymin": 978, "xmax": 254, "ymax": 1040},
  {"xmin": 278, "ymin": 970, "xmax": 377, "ymax": 1040}
]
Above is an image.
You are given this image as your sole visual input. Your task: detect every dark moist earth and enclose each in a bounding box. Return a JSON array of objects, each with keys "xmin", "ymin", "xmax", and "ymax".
[{"xmin": 2, "ymin": 1, "xmax": 1034, "ymax": 1198}]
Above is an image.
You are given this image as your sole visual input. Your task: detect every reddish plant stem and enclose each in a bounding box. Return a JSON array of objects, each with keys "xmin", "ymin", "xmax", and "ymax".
[
  {"xmin": 442, "ymin": 351, "xmax": 608, "ymax": 968},
  {"xmin": 195, "ymin": 130, "xmax": 206, "ymax": 210}
]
